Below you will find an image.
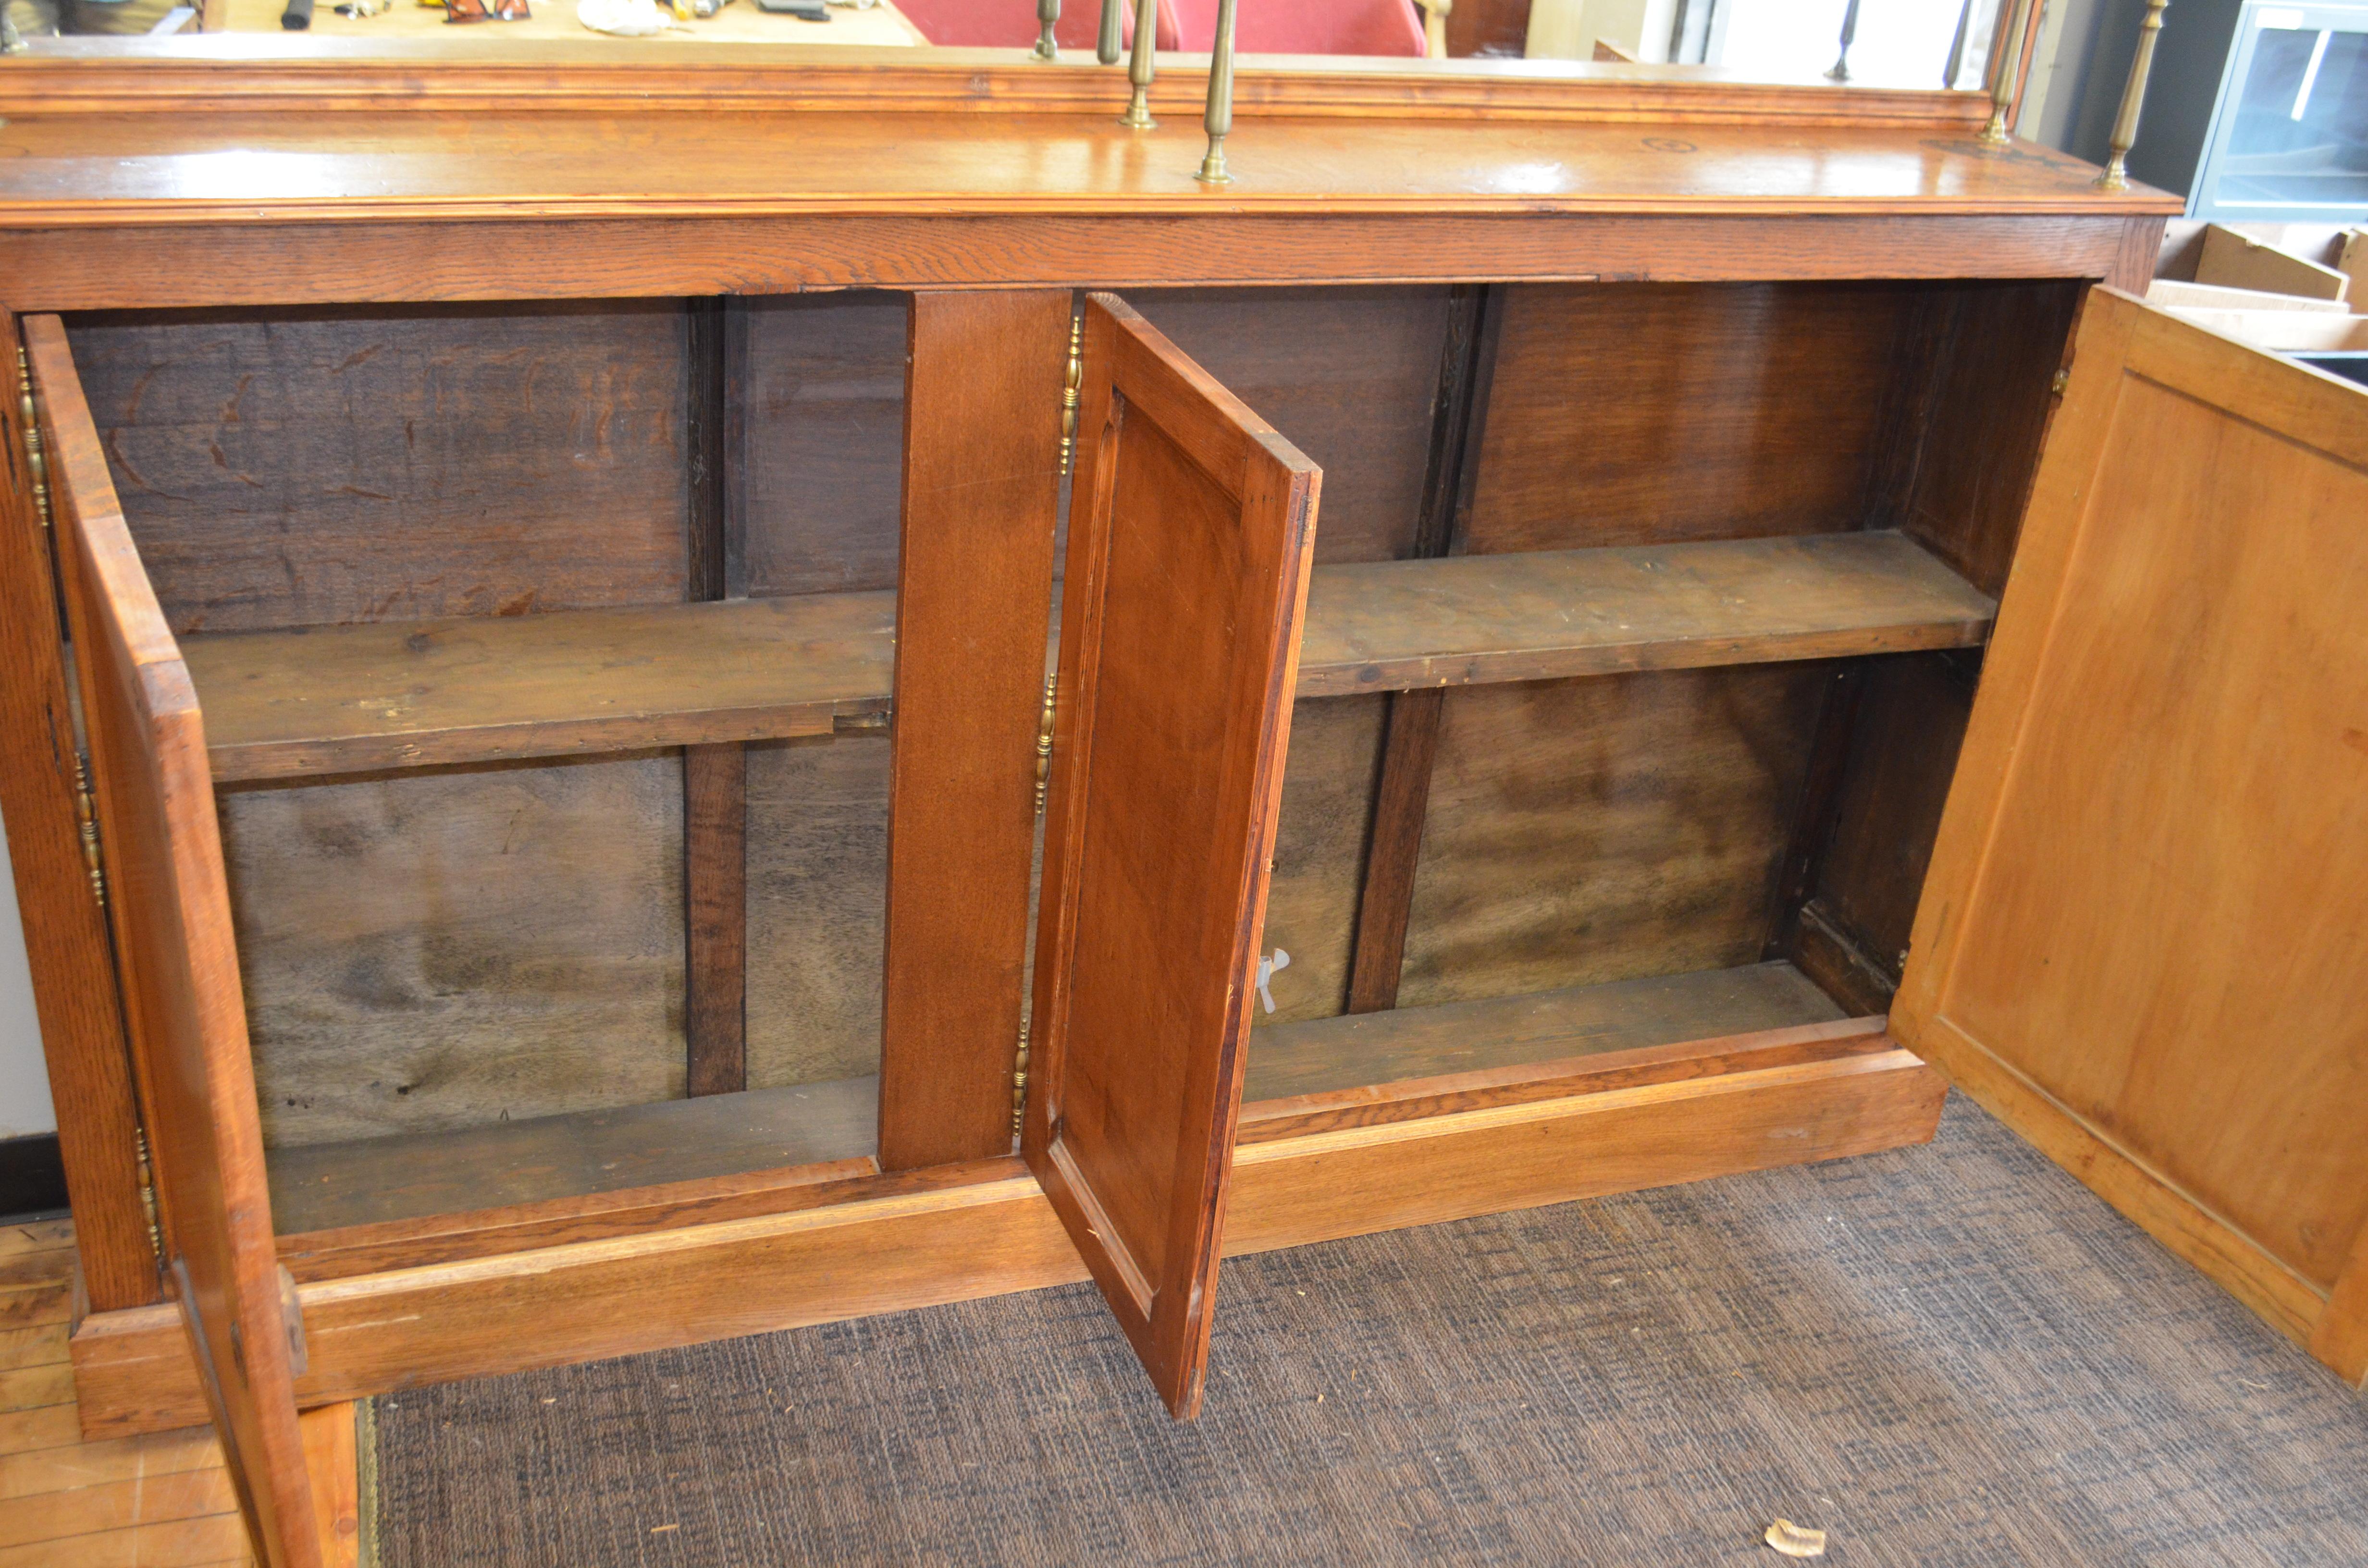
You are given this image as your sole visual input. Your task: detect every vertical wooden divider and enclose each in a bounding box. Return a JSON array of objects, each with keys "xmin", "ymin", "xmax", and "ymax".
[
  {"xmin": 1344, "ymin": 285, "xmax": 1489, "ymax": 1016},
  {"xmin": 877, "ymin": 290, "xmax": 1071, "ymax": 1171},
  {"xmin": 0, "ymin": 307, "xmax": 160, "ymax": 1310},
  {"xmin": 683, "ymin": 297, "xmax": 748, "ymax": 1097}
]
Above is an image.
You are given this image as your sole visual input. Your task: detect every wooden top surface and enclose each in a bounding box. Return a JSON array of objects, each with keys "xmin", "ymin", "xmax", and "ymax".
[{"xmin": 0, "ymin": 46, "xmax": 2177, "ymax": 225}]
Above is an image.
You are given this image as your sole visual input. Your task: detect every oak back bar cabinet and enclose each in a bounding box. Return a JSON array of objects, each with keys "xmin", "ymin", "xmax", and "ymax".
[{"xmin": 3, "ymin": 41, "xmax": 2364, "ymax": 1568}]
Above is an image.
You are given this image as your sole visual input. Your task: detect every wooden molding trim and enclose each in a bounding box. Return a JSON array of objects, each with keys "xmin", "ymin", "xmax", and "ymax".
[
  {"xmin": 0, "ymin": 215, "xmax": 2147, "ymax": 315},
  {"xmin": 2, "ymin": 43, "xmax": 1999, "ymax": 124},
  {"xmin": 70, "ymin": 1046, "xmax": 1943, "ymax": 1437}
]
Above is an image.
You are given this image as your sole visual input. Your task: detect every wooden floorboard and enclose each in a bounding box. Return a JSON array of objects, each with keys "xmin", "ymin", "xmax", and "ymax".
[
  {"xmin": 0, "ymin": 1223, "xmax": 354, "ymax": 1568},
  {"xmin": 188, "ymin": 531, "xmax": 1991, "ymax": 783}
]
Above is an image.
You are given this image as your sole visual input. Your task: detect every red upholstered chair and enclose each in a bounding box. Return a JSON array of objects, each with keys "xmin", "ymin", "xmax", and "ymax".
[
  {"xmin": 890, "ymin": 0, "xmax": 1182, "ymax": 50},
  {"xmin": 1169, "ymin": 0, "xmax": 1425, "ymax": 54},
  {"xmin": 889, "ymin": 0, "xmax": 1428, "ymax": 56}
]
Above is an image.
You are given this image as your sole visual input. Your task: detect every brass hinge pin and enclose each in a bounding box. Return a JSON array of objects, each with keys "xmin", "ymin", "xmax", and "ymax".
[
  {"xmin": 16, "ymin": 345, "xmax": 50, "ymax": 533},
  {"xmin": 134, "ymin": 1125, "xmax": 163, "ymax": 1264},
  {"xmin": 1034, "ymin": 671, "xmax": 1058, "ymax": 817},
  {"xmin": 1011, "ymin": 1018, "xmax": 1031, "ymax": 1139},
  {"xmin": 1059, "ymin": 313, "xmax": 1084, "ymax": 478},
  {"xmin": 73, "ymin": 750, "xmax": 106, "ymax": 908}
]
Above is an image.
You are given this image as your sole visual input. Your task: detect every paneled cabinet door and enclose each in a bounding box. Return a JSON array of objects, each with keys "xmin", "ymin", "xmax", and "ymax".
[
  {"xmin": 1891, "ymin": 288, "xmax": 2368, "ymax": 1387},
  {"xmin": 26, "ymin": 317, "xmax": 329, "ymax": 1567},
  {"xmin": 1023, "ymin": 294, "xmax": 1321, "ymax": 1419}
]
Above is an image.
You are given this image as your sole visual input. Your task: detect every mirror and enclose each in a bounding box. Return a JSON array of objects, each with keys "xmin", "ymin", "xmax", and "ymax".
[{"xmin": 2, "ymin": 0, "xmax": 2018, "ymax": 98}]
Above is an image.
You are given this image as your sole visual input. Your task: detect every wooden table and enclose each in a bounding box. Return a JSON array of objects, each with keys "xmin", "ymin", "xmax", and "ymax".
[{"xmin": 223, "ymin": 0, "xmax": 924, "ymax": 44}]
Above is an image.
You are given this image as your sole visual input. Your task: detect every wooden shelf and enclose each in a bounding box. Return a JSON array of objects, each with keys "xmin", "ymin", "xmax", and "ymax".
[
  {"xmin": 268, "ymin": 1074, "xmax": 878, "ymax": 1236},
  {"xmin": 1246, "ymin": 960, "xmax": 1850, "ymax": 1104},
  {"xmin": 186, "ymin": 592, "xmax": 898, "ymax": 783},
  {"xmin": 1294, "ymin": 530, "xmax": 1994, "ymax": 698},
  {"xmin": 188, "ymin": 530, "xmax": 1990, "ymax": 783}
]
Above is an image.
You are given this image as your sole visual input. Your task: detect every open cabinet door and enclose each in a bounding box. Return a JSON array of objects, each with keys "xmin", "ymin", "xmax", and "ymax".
[
  {"xmin": 25, "ymin": 318, "xmax": 328, "ymax": 1566},
  {"xmin": 1024, "ymin": 294, "xmax": 1319, "ymax": 1419},
  {"xmin": 1891, "ymin": 289, "xmax": 2368, "ymax": 1387}
]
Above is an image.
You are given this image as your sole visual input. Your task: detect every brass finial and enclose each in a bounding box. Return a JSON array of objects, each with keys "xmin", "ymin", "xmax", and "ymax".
[
  {"xmin": 1978, "ymin": 0, "xmax": 2036, "ymax": 144},
  {"xmin": 2097, "ymin": 0, "xmax": 2169, "ymax": 188},
  {"xmin": 1196, "ymin": 0, "xmax": 1238, "ymax": 184},
  {"xmin": 1120, "ymin": 0, "xmax": 1158, "ymax": 128},
  {"xmin": 1097, "ymin": 0, "xmax": 1122, "ymax": 63},
  {"xmin": 1032, "ymin": 0, "xmax": 1059, "ymax": 60}
]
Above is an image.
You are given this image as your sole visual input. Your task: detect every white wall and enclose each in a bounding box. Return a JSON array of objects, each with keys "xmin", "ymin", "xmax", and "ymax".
[{"xmin": 0, "ymin": 810, "xmax": 59, "ymax": 1140}]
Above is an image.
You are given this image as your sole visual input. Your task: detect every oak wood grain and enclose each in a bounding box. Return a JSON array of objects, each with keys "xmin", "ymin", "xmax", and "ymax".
[
  {"xmin": 1249, "ymin": 696, "xmax": 1387, "ymax": 1028},
  {"xmin": 681, "ymin": 744, "xmax": 747, "ymax": 1099},
  {"xmin": 185, "ymin": 592, "xmax": 896, "ymax": 780},
  {"xmin": 1892, "ymin": 290, "xmax": 2368, "ymax": 1375},
  {"xmin": 877, "ymin": 289, "xmax": 1069, "ymax": 1171},
  {"xmin": 1, "ymin": 215, "xmax": 2148, "ymax": 317},
  {"xmin": 738, "ymin": 293, "xmax": 909, "ymax": 599},
  {"xmin": 0, "ymin": 110, "xmax": 2165, "ymax": 228},
  {"xmin": 1297, "ymin": 531, "xmax": 1993, "ymax": 696},
  {"xmin": 268, "ymin": 1077, "xmax": 877, "ymax": 1235},
  {"xmin": 223, "ymin": 754, "xmax": 685, "ymax": 1151},
  {"xmin": 1341, "ymin": 283, "xmax": 1483, "ymax": 1016},
  {"xmin": 0, "ymin": 307, "xmax": 160, "ymax": 1313},
  {"xmin": 1400, "ymin": 662, "xmax": 1831, "ymax": 1010},
  {"xmin": 185, "ymin": 532, "xmax": 1991, "ymax": 780},
  {"xmin": 1024, "ymin": 294, "xmax": 1318, "ymax": 1419},
  {"xmin": 1460, "ymin": 282, "xmax": 1915, "ymax": 553},
  {"xmin": 1250, "ymin": 959, "xmax": 1843, "ymax": 1098},
  {"xmin": 1130, "ymin": 286, "xmax": 1453, "ymax": 566},
  {"xmin": 745, "ymin": 733, "xmax": 890, "ymax": 1093},
  {"xmin": 64, "ymin": 303, "xmax": 693, "ymax": 636},
  {"xmin": 74, "ymin": 1046, "xmax": 1943, "ymax": 1436},
  {"xmin": 27, "ymin": 314, "xmax": 322, "ymax": 1567}
]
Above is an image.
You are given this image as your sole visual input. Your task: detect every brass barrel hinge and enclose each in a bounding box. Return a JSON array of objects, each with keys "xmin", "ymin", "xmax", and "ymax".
[
  {"xmin": 72, "ymin": 749, "xmax": 107, "ymax": 909},
  {"xmin": 1011, "ymin": 1017, "xmax": 1031, "ymax": 1139},
  {"xmin": 16, "ymin": 344, "xmax": 50, "ymax": 533},
  {"xmin": 1034, "ymin": 670, "xmax": 1057, "ymax": 817},
  {"xmin": 134, "ymin": 1125, "xmax": 163, "ymax": 1265},
  {"xmin": 1059, "ymin": 311, "xmax": 1084, "ymax": 478}
]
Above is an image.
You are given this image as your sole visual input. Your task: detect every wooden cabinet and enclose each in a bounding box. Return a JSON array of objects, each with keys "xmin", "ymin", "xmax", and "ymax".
[{"xmin": 1, "ymin": 57, "xmax": 2362, "ymax": 1568}]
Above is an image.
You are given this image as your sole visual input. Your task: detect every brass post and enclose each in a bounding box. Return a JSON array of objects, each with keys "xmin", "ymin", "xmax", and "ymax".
[
  {"xmin": 1120, "ymin": 0, "xmax": 1158, "ymax": 127},
  {"xmin": 1825, "ymin": 0, "xmax": 1861, "ymax": 81},
  {"xmin": 1978, "ymin": 0, "xmax": 2035, "ymax": 144},
  {"xmin": 1943, "ymin": 0, "xmax": 1974, "ymax": 86},
  {"xmin": 1196, "ymin": 0, "xmax": 1237, "ymax": 184},
  {"xmin": 2097, "ymin": 0, "xmax": 2169, "ymax": 188},
  {"xmin": 1097, "ymin": 0, "xmax": 1121, "ymax": 64},
  {"xmin": 1033, "ymin": 0, "xmax": 1059, "ymax": 59}
]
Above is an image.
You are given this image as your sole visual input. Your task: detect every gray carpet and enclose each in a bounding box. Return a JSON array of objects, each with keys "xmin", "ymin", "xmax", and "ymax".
[{"xmin": 372, "ymin": 1093, "xmax": 2368, "ymax": 1567}]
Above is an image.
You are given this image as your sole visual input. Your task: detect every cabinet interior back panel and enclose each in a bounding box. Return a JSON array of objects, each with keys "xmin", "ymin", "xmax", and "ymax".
[
  {"xmin": 1251, "ymin": 694, "xmax": 1387, "ymax": 1028},
  {"xmin": 745, "ymin": 732, "xmax": 889, "ymax": 1090},
  {"xmin": 1464, "ymin": 282, "xmax": 1913, "ymax": 552},
  {"xmin": 1133, "ymin": 285, "xmax": 1454, "ymax": 565},
  {"xmin": 1809, "ymin": 653, "xmax": 1975, "ymax": 975},
  {"xmin": 738, "ymin": 293, "xmax": 910, "ymax": 598},
  {"xmin": 66, "ymin": 302, "xmax": 695, "ymax": 634},
  {"xmin": 1400, "ymin": 664, "xmax": 1827, "ymax": 1010},
  {"xmin": 227, "ymin": 752, "xmax": 687, "ymax": 1150}
]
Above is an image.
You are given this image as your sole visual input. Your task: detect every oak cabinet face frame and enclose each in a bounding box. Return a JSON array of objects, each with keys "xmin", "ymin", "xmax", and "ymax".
[{"xmin": 20, "ymin": 257, "xmax": 2368, "ymax": 1568}]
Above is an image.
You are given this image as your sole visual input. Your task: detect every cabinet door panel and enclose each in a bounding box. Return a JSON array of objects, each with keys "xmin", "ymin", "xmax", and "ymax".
[
  {"xmin": 1893, "ymin": 289, "xmax": 2368, "ymax": 1384},
  {"xmin": 1024, "ymin": 294, "xmax": 1319, "ymax": 1419},
  {"xmin": 26, "ymin": 317, "xmax": 325, "ymax": 1566}
]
